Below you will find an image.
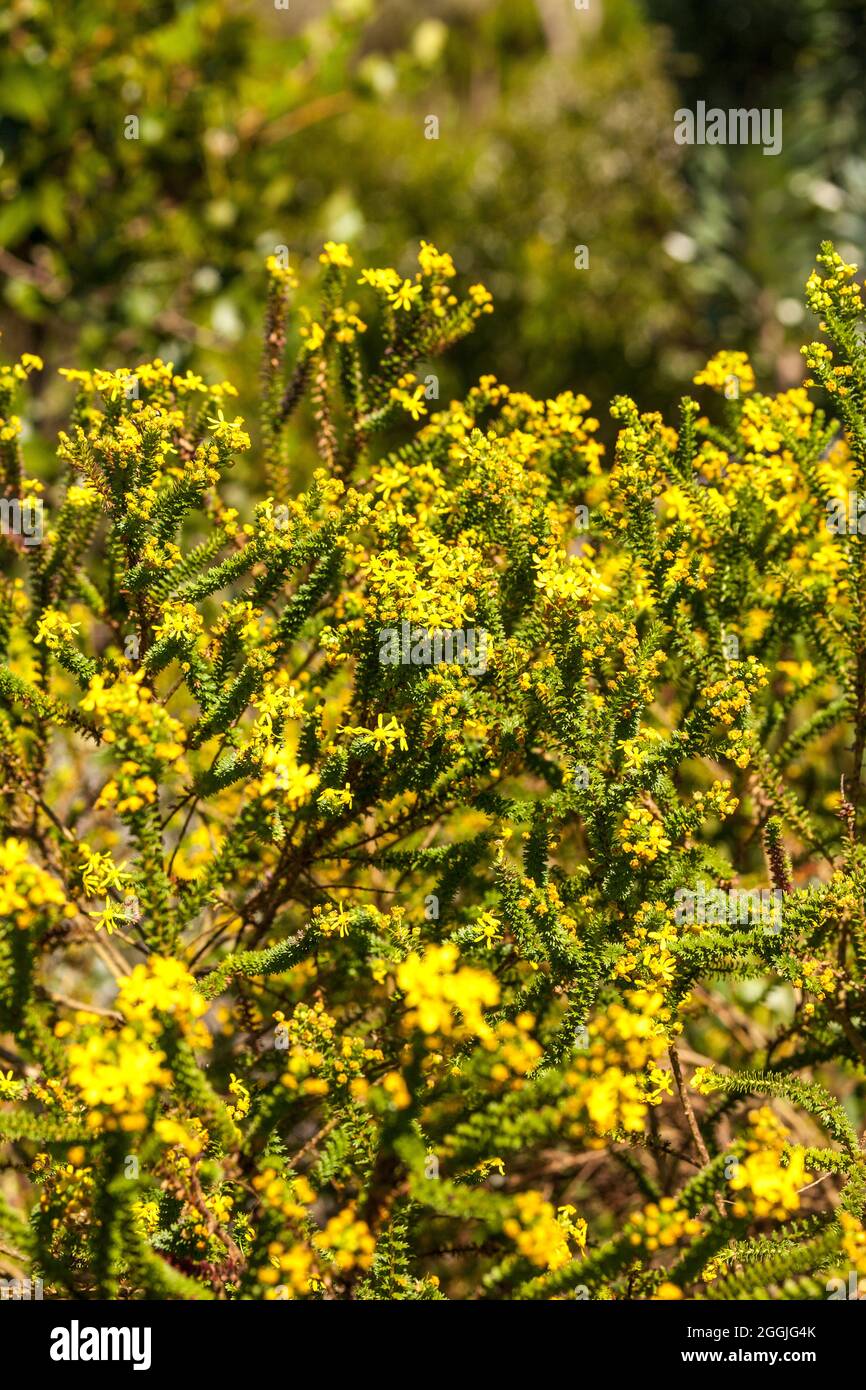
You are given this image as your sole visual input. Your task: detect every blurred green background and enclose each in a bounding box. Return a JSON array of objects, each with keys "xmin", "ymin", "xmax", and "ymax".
[{"xmin": 1, "ymin": 0, "xmax": 864, "ymax": 431}]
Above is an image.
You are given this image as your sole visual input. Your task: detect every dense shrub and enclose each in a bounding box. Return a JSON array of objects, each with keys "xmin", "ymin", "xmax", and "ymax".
[{"xmin": 2, "ymin": 240, "xmax": 866, "ymax": 1300}]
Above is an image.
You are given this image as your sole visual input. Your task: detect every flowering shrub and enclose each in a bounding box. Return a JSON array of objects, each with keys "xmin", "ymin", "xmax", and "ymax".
[{"xmin": 2, "ymin": 240, "xmax": 866, "ymax": 1301}]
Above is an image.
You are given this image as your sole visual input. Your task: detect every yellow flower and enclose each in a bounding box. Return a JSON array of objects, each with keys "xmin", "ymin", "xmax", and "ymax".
[
  {"xmin": 397, "ymin": 943, "xmax": 499, "ymax": 1038},
  {"xmin": 132, "ymin": 1199, "xmax": 160, "ymax": 1236},
  {"xmin": 301, "ymin": 321, "xmax": 326, "ymax": 353},
  {"xmin": 258, "ymin": 748, "xmax": 320, "ymax": 805},
  {"xmin": 468, "ymin": 283, "xmax": 494, "ymax": 313},
  {"xmin": 619, "ymin": 805, "xmax": 671, "ymax": 866},
  {"xmin": 472, "ymin": 910, "xmax": 502, "ymax": 948},
  {"xmin": 729, "ymin": 1148, "xmax": 810, "ymax": 1220},
  {"xmin": 68, "ymin": 1031, "xmax": 170, "ymax": 1117},
  {"xmin": 503, "ymin": 1191, "xmax": 573, "ymax": 1269},
  {"xmin": 154, "ymin": 1117, "xmax": 204, "ymax": 1155},
  {"xmin": 381, "ymin": 1070, "xmax": 411, "ymax": 1109},
  {"xmin": 265, "ymin": 253, "xmax": 298, "ymax": 288},
  {"xmin": 319, "ymin": 241, "xmax": 354, "ymax": 269},
  {"xmin": 343, "ymin": 713, "xmax": 408, "ymax": 757},
  {"xmin": 79, "ymin": 845, "xmax": 127, "ymax": 898},
  {"xmin": 358, "ymin": 267, "xmax": 401, "ymax": 292},
  {"xmin": 0, "ymin": 1069, "xmax": 25, "ymax": 1100},
  {"xmin": 314, "ymin": 1207, "xmax": 375, "ymax": 1273},
  {"xmin": 389, "ymin": 279, "xmax": 422, "ymax": 312},
  {"xmin": 0, "ymin": 838, "xmax": 74, "ymax": 926},
  {"xmin": 693, "ymin": 350, "xmax": 756, "ymax": 395},
  {"xmin": 34, "ymin": 610, "xmax": 81, "ymax": 651},
  {"xmin": 227, "ymin": 1072, "xmax": 251, "ymax": 1122},
  {"xmin": 417, "ymin": 241, "xmax": 456, "ymax": 279},
  {"xmin": 116, "ymin": 957, "xmax": 208, "ymax": 1024},
  {"xmin": 389, "ymin": 378, "xmax": 428, "ymax": 420}
]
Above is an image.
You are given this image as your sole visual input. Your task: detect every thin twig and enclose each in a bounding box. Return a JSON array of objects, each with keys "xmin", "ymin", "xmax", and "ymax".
[{"xmin": 669, "ymin": 1042, "xmax": 726, "ymax": 1218}]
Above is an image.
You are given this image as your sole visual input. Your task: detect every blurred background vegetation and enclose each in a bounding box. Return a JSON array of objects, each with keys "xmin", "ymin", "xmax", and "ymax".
[{"xmin": 1, "ymin": 0, "xmax": 865, "ymax": 434}]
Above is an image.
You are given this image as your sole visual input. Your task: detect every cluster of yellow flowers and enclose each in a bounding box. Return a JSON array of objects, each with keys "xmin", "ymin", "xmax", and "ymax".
[
  {"xmin": 314, "ymin": 1207, "xmax": 377, "ymax": 1274},
  {"xmin": 396, "ymin": 943, "xmax": 500, "ymax": 1040},
  {"xmin": 117, "ymin": 957, "xmax": 209, "ymax": 1028},
  {"xmin": 627, "ymin": 1198, "xmax": 702, "ymax": 1253},
  {"xmin": 693, "ymin": 350, "xmax": 756, "ymax": 396},
  {"xmin": 838, "ymin": 1211, "xmax": 866, "ymax": 1277},
  {"xmin": 251, "ymin": 1162, "xmax": 374, "ymax": 1298},
  {"xmin": 84, "ymin": 670, "xmax": 185, "ymax": 756},
  {"xmin": 68, "ymin": 1031, "xmax": 170, "ymax": 1131},
  {"xmin": 275, "ymin": 1000, "xmax": 383, "ymax": 1101},
  {"xmin": 0, "ymin": 353, "xmax": 43, "ymax": 441},
  {"xmin": 504, "ymin": 1192, "xmax": 586, "ymax": 1270},
  {"xmin": 691, "ymin": 779, "xmax": 739, "ymax": 822},
  {"xmin": 0, "ymin": 838, "xmax": 74, "ymax": 927},
  {"xmin": 615, "ymin": 910, "xmax": 679, "ymax": 990},
  {"xmin": 729, "ymin": 1149, "xmax": 810, "ymax": 1223},
  {"xmin": 567, "ymin": 990, "xmax": 672, "ymax": 1139},
  {"xmin": 804, "ymin": 246, "xmax": 864, "ymax": 317},
  {"xmin": 619, "ymin": 806, "xmax": 672, "ymax": 867}
]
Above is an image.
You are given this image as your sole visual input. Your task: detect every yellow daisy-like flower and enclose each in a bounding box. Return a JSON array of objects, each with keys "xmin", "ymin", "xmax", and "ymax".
[{"xmin": 389, "ymin": 279, "xmax": 422, "ymax": 312}]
